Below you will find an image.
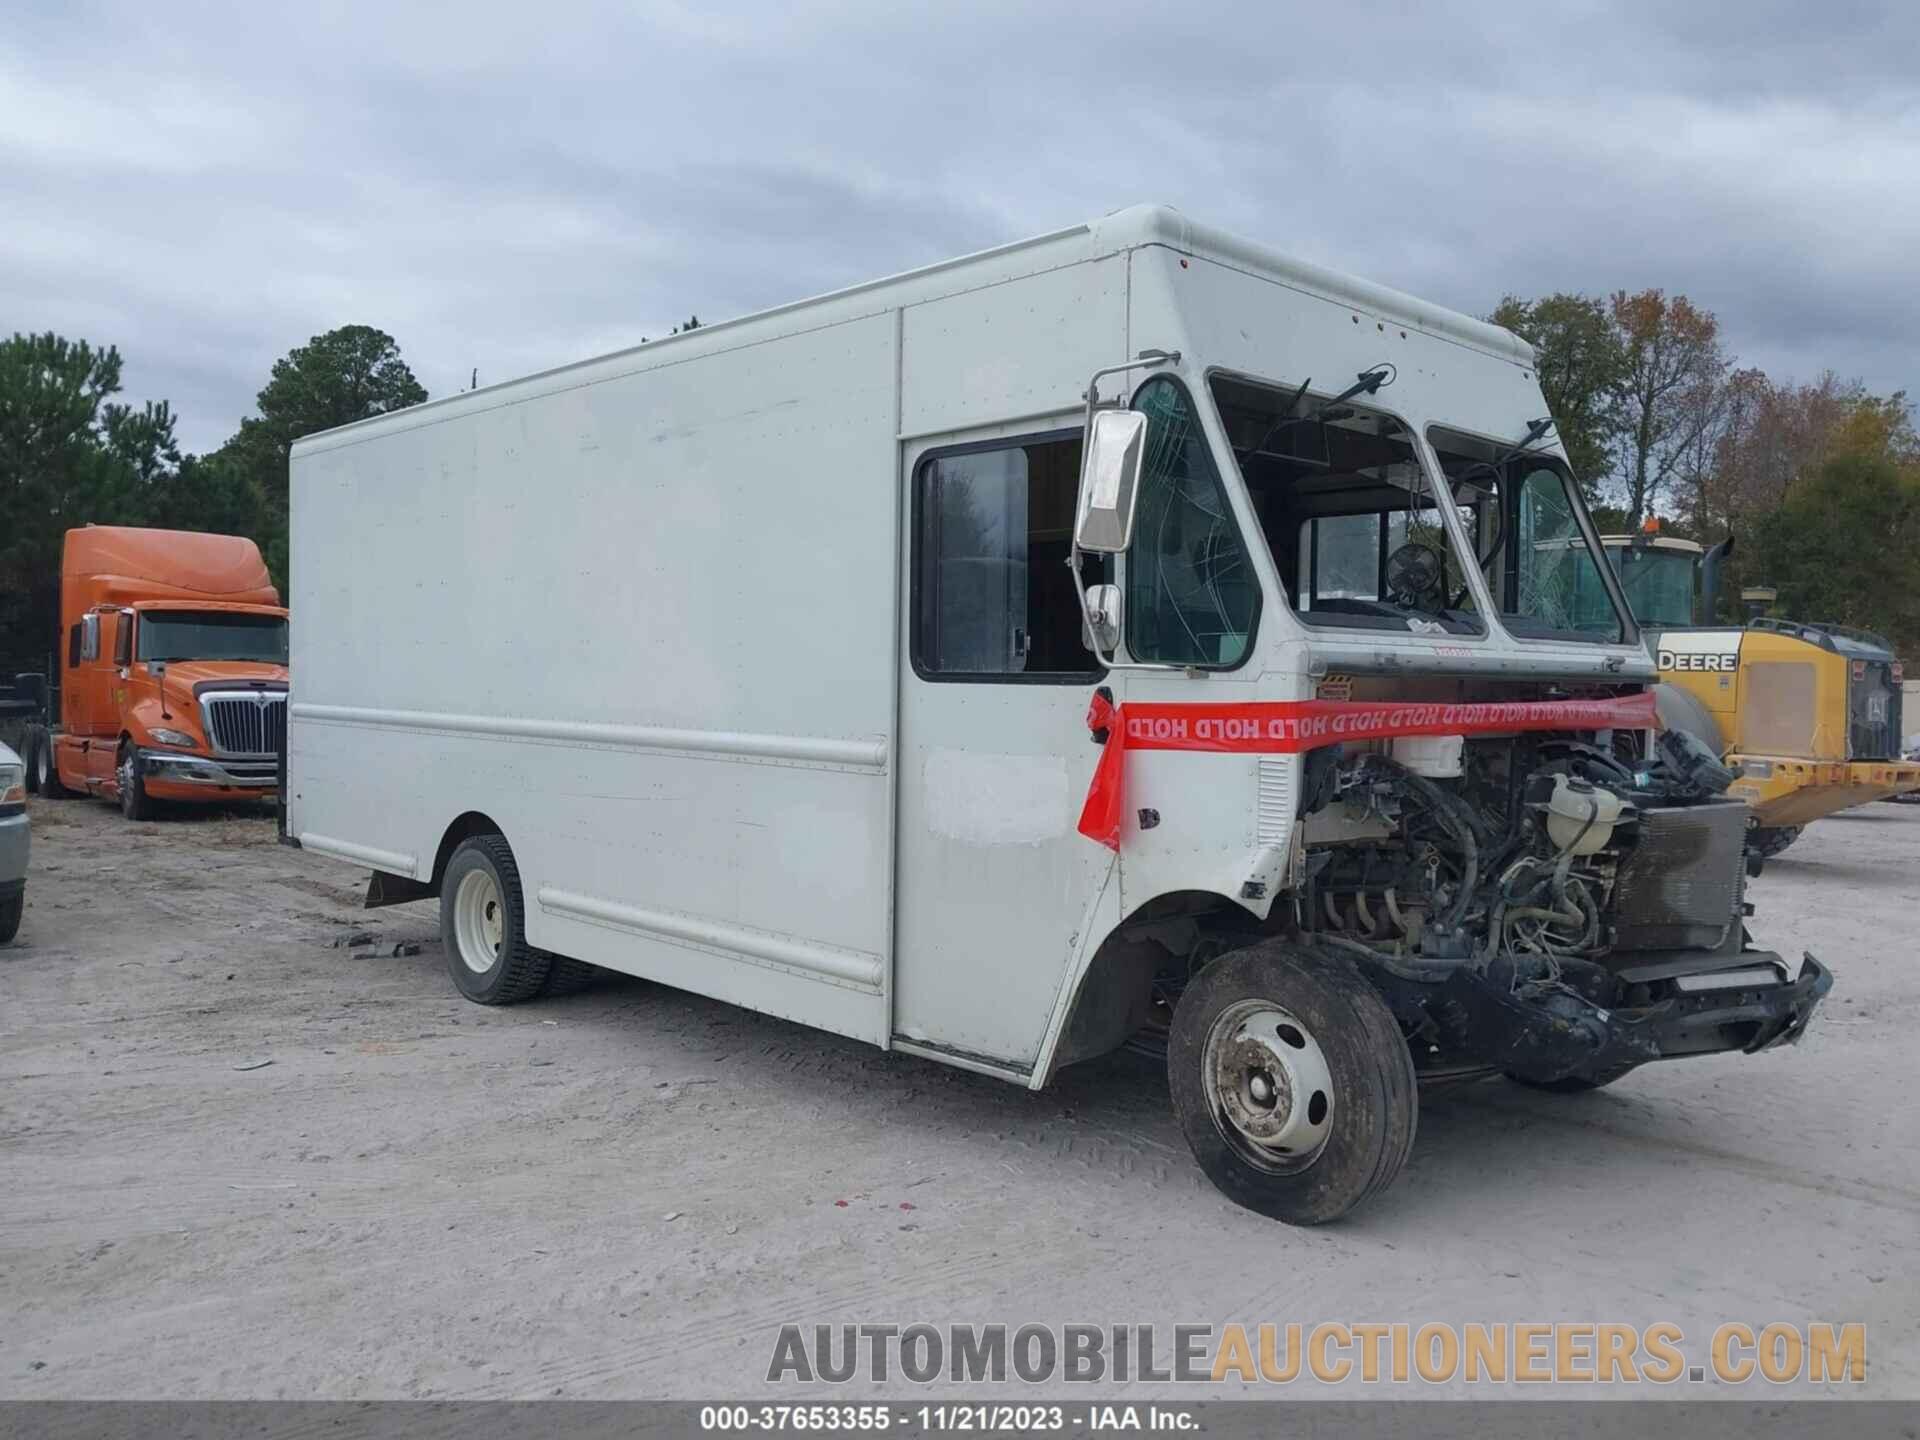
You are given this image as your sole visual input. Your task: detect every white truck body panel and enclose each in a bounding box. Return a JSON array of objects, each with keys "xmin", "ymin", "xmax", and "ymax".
[{"xmin": 288, "ymin": 205, "xmax": 1651, "ymax": 1082}]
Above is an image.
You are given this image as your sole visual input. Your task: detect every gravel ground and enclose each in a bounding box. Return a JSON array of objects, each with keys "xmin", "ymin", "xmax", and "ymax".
[{"xmin": 1, "ymin": 795, "xmax": 1915, "ymax": 1399}]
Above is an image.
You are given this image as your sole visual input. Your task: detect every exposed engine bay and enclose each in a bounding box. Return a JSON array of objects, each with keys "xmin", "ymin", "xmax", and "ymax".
[{"xmin": 1282, "ymin": 724, "xmax": 1830, "ymax": 1083}]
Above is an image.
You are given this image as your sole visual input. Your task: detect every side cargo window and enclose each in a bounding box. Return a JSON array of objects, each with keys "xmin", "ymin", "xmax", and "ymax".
[{"xmin": 914, "ymin": 432, "xmax": 1104, "ymax": 680}]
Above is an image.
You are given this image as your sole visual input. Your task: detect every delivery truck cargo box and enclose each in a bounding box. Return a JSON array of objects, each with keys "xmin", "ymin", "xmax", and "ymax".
[{"xmin": 288, "ymin": 206, "xmax": 1827, "ymax": 1224}]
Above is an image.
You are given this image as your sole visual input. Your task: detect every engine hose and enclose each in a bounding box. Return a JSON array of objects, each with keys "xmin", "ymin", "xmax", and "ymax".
[
  {"xmin": 1366, "ymin": 757, "xmax": 1480, "ymax": 931},
  {"xmin": 1507, "ymin": 903, "xmax": 1584, "ymax": 934},
  {"xmin": 1319, "ymin": 933, "xmax": 1461, "ymax": 984},
  {"xmin": 1566, "ymin": 879, "xmax": 1601, "ymax": 950}
]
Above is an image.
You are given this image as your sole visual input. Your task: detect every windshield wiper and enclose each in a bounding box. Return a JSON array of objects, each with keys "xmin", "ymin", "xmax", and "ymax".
[
  {"xmin": 1251, "ymin": 365, "xmax": 1395, "ymax": 455},
  {"xmin": 1488, "ymin": 415, "xmax": 1556, "ymax": 471}
]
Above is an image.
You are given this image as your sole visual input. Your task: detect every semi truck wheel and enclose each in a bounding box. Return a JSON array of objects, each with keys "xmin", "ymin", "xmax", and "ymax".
[
  {"xmin": 0, "ymin": 892, "xmax": 20, "ymax": 944},
  {"xmin": 1168, "ymin": 941, "xmax": 1417, "ymax": 1225},
  {"xmin": 24, "ymin": 729, "xmax": 49, "ymax": 795},
  {"xmin": 116, "ymin": 744, "xmax": 153, "ymax": 821},
  {"xmin": 440, "ymin": 834, "xmax": 552, "ymax": 1004},
  {"xmin": 31, "ymin": 732, "xmax": 73, "ymax": 798}
]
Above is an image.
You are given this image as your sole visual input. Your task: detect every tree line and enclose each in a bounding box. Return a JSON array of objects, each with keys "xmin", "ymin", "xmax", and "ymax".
[
  {"xmin": 0, "ymin": 325, "xmax": 427, "ymax": 678},
  {"xmin": 1492, "ymin": 290, "xmax": 1918, "ymax": 651},
  {"xmin": 2, "ymin": 296, "xmax": 1913, "ymax": 676}
]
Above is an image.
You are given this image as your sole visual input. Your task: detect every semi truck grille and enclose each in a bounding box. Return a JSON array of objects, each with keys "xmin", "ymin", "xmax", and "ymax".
[
  {"xmin": 1609, "ymin": 798, "xmax": 1746, "ymax": 952},
  {"xmin": 203, "ymin": 692, "xmax": 288, "ymax": 756}
]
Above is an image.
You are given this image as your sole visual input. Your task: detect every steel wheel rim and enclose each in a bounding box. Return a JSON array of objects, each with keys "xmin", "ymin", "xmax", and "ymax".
[
  {"xmin": 117, "ymin": 752, "xmax": 135, "ymax": 801},
  {"xmin": 34, "ymin": 745, "xmax": 49, "ymax": 790},
  {"xmin": 1201, "ymin": 999, "xmax": 1336, "ymax": 1174},
  {"xmin": 453, "ymin": 868, "xmax": 505, "ymax": 975}
]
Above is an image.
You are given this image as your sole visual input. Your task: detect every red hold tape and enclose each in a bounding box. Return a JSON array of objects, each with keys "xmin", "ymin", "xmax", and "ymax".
[{"xmin": 1077, "ymin": 692, "xmax": 1660, "ymax": 851}]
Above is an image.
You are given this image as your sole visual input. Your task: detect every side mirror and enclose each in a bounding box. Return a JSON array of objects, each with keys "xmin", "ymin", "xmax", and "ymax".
[
  {"xmin": 1082, "ymin": 583, "xmax": 1123, "ymax": 654},
  {"xmin": 112, "ymin": 611, "xmax": 133, "ymax": 668},
  {"xmin": 1073, "ymin": 409, "xmax": 1148, "ymax": 553}
]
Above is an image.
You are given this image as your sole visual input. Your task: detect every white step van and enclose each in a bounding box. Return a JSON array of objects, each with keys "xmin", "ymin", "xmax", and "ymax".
[{"xmin": 288, "ymin": 206, "xmax": 1828, "ymax": 1222}]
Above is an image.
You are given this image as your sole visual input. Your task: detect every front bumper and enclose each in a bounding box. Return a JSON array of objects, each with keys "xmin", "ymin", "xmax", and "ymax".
[
  {"xmin": 1447, "ymin": 951, "xmax": 1832, "ymax": 1085},
  {"xmin": 137, "ymin": 748, "xmax": 278, "ymax": 792}
]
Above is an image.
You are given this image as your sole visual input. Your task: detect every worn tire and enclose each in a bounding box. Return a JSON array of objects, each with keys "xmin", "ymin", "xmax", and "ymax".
[
  {"xmin": 23, "ymin": 729, "xmax": 49, "ymax": 795},
  {"xmin": 116, "ymin": 744, "xmax": 153, "ymax": 821},
  {"xmin": 1506, "ymin": 1062, "xmax": 1637, "ymax": 1094},
  {"xmin": 439, "ymin": 835, "xmax": 550, "ymax": 1004},
  {"xmin": 0, "ymin": 892, "xmax": 20, "ymax": 944},
  {"xmin": 1168, "ymin": 941, "xmax": 1418, "ymax": 1225},
  {"xmin": 539, "ymin": 957, "xmax": 601, "ymax": 997},
  {"xmin": 1748, "ymin": 826, "xmax": 1803, "ymax": 861},
  {"xmin": 36, "ymin": 735, "xmax": 74, "ymax": 799}
]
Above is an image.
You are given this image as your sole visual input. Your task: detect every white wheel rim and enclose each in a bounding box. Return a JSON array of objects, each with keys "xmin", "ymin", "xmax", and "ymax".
[
  {"xmin": 1201, "ymin": 1000, "xmax": 1337, "ymax": 1174},
  {"xmin": 118, "ymin": 753, "xmax": 135, "ymax": 798},
  {"xmin": 453, "ymin": 868, "xmax": 505, "ymax": 974},
  {"xmin": 35, "ymin": 746, "xmax": 49, "ymax": 789}
]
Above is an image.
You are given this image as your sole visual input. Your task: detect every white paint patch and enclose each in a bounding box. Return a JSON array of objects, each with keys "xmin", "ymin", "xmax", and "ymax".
[
  {"xmin": 1658, "ymin": 629, "xmax": 1746, "ymax": 656},
  {"xmin": 922, "ymin": 749, "xmax": 1070, "ymax": 846}
]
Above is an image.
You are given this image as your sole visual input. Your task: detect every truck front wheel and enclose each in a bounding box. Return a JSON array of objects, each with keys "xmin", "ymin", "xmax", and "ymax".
[
  {"xmin": 116, "ymin": 744, "xmax": 153, "ymax": 821},
  {"xmin": 440, "ymin": 835, "xmax": 551, "ymax": 1004},
  {"xmin": 1168, "ymin": 941, "xmax": 1417, "ymax": 1225}
]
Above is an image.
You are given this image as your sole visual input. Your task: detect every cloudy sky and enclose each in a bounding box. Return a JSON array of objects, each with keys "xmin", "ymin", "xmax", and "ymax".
[{"xmin": 5, "ymin": 0, "xmax": 1915, "ymax": 455}]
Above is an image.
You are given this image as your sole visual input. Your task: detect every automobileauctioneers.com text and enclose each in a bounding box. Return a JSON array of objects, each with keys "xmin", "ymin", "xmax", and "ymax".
[{"xmin": 766, "ymin": 1321, "xmax": 1865, "ymax": 1387}]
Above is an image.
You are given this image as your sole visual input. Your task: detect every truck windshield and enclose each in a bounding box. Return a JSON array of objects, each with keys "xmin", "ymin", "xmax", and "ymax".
[
  {"xmin": 1425, "ymin": 428, "xmax": 1628, "ymax": 643},
  {"xmin": 1208, "ymin": 374, "xmax": 1484, "ymax": 637},
  {"xmin": 137, "ymin": 611, "xmax": 289, "ymax": 664},
  {"xmin": 1605, "ymin": 545, "xmax": 1696, "ymax": 627}
]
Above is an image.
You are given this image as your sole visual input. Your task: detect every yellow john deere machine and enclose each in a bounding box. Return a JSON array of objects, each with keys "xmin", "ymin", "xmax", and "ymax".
[{"xmin": 1580, "ymin": 530, "xmax": 1918, "ymax": 861}]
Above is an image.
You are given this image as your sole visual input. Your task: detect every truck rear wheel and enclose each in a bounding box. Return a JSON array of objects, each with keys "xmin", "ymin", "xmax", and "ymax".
[
  {"xmin": 23, "ymin": 729, "xmax": 50, "ymax": 795},
  {"xmin": 33, "ymin": 734, "xmax": 73, "ymax": 798},
  {"xmin": 540, "ymin": 957, "xmax": 601, "ymax": 996},
  {"xmin": 1168, "ymin": 941, "xmax": 1417, "ymax": 1225},
  {"xmin": 440, "ymin": 835, "xmax": 551, "ymax": 1004}
]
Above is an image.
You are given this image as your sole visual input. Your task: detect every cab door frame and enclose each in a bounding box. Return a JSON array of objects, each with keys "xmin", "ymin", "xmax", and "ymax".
[{"xmin": 890, "ymin": 418, "xmax": 1117, "ymax": 1077}]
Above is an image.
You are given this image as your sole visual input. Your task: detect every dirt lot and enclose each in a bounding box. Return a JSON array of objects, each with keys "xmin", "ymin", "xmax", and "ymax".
[{"xmin": 2, "ymin": 795, "xmax": 1916, "ymax": 1399}]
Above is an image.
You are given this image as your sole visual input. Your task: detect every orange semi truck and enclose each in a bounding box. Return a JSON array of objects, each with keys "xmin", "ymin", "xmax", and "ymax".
[{"xmin": 45, "ymin": 526, "xmax": 289, "ymax": 820}]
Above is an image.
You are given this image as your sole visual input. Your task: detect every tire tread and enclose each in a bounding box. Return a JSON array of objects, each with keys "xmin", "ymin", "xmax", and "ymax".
[
  {"xmin": 1168, "ymin": 938, "xmax": 1419, "ymax": 1224},
  {"xmin": 442, "ymin": 835, "xmax": 550, "ymax": 1005}
]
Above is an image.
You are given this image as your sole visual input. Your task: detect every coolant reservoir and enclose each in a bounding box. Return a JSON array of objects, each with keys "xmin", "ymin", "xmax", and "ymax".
[
  {"xmin": 1546, "ymin": 774, "xmax": 1623, "ymax": 854},
  {"xmin": 1390, "ymin": 734, "xmax": 1464, "ymax": 778}
]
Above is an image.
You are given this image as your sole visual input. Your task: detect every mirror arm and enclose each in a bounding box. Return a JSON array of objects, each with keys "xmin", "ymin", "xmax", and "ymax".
[
  {"xmin": 1080, "ymin": 350, "xmax": 1181, "ymax": 438},
  {"xmin": 1072, "ymin": 349, "xmax": 1190, "ymax": 675}
]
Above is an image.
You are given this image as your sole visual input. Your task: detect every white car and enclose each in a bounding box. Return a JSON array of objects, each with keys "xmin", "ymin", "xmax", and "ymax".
[
  {"xmin": 1897, "ymin": 734, "xmax": 1920, "ymax": 804},
  {"xmin": 0, "ymin": 741, "xmax": 26, "ymax": 942}
]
